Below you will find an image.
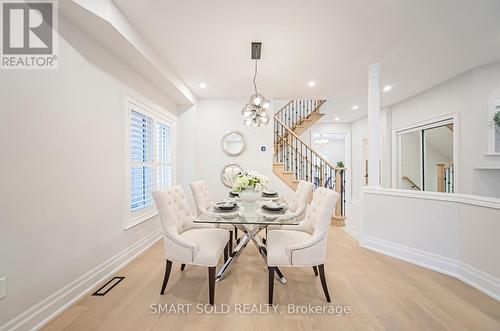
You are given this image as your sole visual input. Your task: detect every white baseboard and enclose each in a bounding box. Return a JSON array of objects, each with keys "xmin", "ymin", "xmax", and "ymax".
[
  {"xmin": 361, "ymin": 235, "xmax": 500, "ymax": 302},
  {"xmin": 1, "ymin": 229, "xmax": 163, "ymax": 331},
  {"xmin": 343, "ymin": 225, "xmax": 360, "ymax": 241}
]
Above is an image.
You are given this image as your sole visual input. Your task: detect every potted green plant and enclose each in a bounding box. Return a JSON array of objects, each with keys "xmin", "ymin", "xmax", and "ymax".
[
  {"xmin": 494, "ymin": 110, "xmax": 500, "ymax": 127},
  {"xmin": 336, "ymin": 161, "xmax": 345, "ymax": 168}
]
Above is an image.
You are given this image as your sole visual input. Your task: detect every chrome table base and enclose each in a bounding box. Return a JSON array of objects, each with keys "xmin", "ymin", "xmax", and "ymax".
[{"xmin": 216, "ymin": 224, "xmax": 287, "ymax": 284}]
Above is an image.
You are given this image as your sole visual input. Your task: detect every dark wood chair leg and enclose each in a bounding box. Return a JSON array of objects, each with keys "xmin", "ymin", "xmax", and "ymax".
[
  {"xmin": 208, "ymin": 266, "xmax": 216, "ymax": 305},
  {"xmin": 235, "ymin": 227, "xmax": 240, "ymax": 244},
  {"xmin": 268, "ymin": 267, "xmax": 275, "ymax": 305},
  {"xmin": 313, "ymin": 266, "xmax": 318, "ymax": 276},
  {"xmin": 229, "ymin": 231, "xmax": 233, "ymax": 255},
  {"xmin": 318, "ymin": 264, "xmax": 331, "ymax": 302},
  {"xmin": 224, "ymin": 243, "xmax": 229, "ymax": 262},
  {"xmin": 161, "ymin": 260, "xmax": 173, "ymax": 295},
  {"xmin": 180, "ymin": 264, "xmax": 186, "ymax": 271}
]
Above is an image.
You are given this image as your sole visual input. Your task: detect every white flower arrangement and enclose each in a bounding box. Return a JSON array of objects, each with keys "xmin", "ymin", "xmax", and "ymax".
[{"xmin": 232, "ymin": 170, "xmax": 268, "ymax": 193}]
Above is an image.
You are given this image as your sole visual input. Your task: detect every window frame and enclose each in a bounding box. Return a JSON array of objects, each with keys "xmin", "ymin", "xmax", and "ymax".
[
  {"xmin": 392, "ymin": 113, "xmax": 459, "ymax": 193},
  {"xmin": 488, "ymin": 88, "xmax": 500, "ymax": 156},
  {"xmin": 124, "ymin": 94, "xmax": 176, "ymax": 230}
]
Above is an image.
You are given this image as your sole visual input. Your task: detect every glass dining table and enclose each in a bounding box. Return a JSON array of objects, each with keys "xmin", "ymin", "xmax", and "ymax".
[{"xmin": 194, "ymin": 194, "xmax": 299, "ymax": 284}]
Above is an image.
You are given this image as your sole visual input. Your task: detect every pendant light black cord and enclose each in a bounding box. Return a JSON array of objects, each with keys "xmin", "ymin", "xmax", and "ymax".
[{"xmin": 253, "ymin": 59, "xmax": 258, "ymax": 94}]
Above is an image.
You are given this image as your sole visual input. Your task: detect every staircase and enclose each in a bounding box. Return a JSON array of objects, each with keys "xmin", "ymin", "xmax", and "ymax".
[{"xmin": 272, "ymin": 99, "xmax": 346, "ymax": 224}]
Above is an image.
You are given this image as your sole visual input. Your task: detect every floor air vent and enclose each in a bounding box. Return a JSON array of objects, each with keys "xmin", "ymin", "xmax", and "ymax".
[{"xmin": 92, "ymin": 276, "xmax": 125, "ymax": 296}]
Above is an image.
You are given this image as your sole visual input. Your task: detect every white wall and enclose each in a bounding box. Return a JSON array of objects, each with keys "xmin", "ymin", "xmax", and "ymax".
[
  {"xmin": 190, "ymin": 99, "xmax": 294, "ymax": 205},
  {"xmin": 391, "ymin": 62, "xmax": 500, "ymax": 195},
  {"xmin": 177, "ymin": 105, "xmax": 198, "ymax": 207},
  {"xmin": 309, "ymin": 123, "xmax": 352, "ymax": 199},
  {"xmin": 351, "ymin": 117, "xmax": 368, "ymax": 200},
  {"xmin": 0, "ymin": 17, "xmax": 176, "ymax": 329},
  {"xmin": 361, "ymin": 188, "xmax": 500, "ymax": 301}
]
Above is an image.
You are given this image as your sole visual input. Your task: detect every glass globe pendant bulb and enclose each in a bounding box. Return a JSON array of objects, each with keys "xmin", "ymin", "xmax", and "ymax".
[
  {"xmin": 262, "ymin": 100, "xmax": 270, "ymax": 109},
  {"xmin": 260, "ymin": 112, "xmax": 269, "ymax": 124},
  {"xmin": 241, "ymin": 105, "xmax": 253, "ymax": 119},
  {"xmin": 250, "ymin": 93, "xmax": 264, "ymax": 107}
]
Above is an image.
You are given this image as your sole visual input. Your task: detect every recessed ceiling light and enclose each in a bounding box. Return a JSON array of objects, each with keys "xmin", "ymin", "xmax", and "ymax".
[
  {"xmin": 199, "ymin": 83, "xmax": 207, "ymax": 89},
  {"xmin": 382, "ymin": 85, "xmax": 393, "ymax": 92},
  {"xmin": 351, "ymin": 105, "xmax": 359, "ymax": 110},
  {"xmin": 334, "ymin": 117, "xmax": 340, "ymax": 121},
  {"xmin": 308, "ymin": 81, "xmax": 316, "ymax": 87}
]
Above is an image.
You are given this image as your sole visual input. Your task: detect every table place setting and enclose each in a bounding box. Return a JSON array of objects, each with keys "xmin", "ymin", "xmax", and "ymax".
[
  {"xmin": 261, "ymin": 188, "xmax": 278, "ymax": 198},
  {"xmin": 214, "ymin": 200, "xmax": 238, "ymax": 212},
  {"xmin": 261, "ymin": 201, "xmax": 287, "ymax": 214}
]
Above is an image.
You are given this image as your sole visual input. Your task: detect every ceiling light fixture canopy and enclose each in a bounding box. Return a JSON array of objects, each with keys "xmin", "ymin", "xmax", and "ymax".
[{"xmin": 241, "ymin": 42, "xmax": 270, "ymax": 127}]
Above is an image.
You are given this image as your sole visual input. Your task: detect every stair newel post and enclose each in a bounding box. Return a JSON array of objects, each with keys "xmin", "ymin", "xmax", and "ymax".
[
  {"xmin": 334, "ymin": 169, "xmax": 342, "ymax": 216},
  {"xmin": 437, "ymin": 163, "xmax": 445, "ymax": 193}
]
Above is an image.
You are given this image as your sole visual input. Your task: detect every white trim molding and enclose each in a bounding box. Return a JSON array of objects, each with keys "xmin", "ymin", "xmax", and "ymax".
[
  {"xmin": 488, "ymin": 88, "xmax": 500, "ymax": 154},
  {"xmin": 361, "ymin": 187, "xmax": 500, "ymax": 301},
  {"xmin": 362, "ymin": 236, "xmax": 500, "ymax": 301},
  {"xmin": 363, "ymin": 187, "xmax": 500, "ymax": 210},
  {"xmin": 391, "ymin": 113, "xmax": 460, "ymax": 192},
  {"xmin": 0, "ymin": 229, "xmax": 162, "ymax": 331},
  {"xmin": 123, "ymin": 93, "xmax": 177, "ymax": 230}
]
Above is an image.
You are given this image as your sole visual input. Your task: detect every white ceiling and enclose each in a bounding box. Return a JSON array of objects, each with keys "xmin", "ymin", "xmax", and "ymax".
[{"xmin": 113, "ymin": 0, "xmax": 500, "ymax": 123}]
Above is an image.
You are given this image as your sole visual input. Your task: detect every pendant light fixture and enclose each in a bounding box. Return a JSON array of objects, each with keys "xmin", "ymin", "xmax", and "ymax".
[{"xmin": 241, "ymin": 42, "xmax": 270, "ymax": 127}]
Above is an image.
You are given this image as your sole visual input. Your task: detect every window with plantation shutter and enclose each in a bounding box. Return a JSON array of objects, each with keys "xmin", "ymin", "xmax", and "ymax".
[{"xmin": 126, "ymin": 97, "xmax": 175, "ymax": 226}]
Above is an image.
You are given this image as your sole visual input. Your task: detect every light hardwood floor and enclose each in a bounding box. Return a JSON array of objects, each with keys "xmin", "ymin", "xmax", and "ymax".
[{"xmin": 44, "ymin": 227, "xmax": 500, "ymax": 331}]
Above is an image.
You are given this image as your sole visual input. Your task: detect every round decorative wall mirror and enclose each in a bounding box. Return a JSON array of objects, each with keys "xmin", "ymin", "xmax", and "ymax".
[
  {"xmin": 221, "ymin": 163, "xmax": 243, "ymax": 188},
  {"xmin": 221, "ymin": 131, "xmax": 246, "ymax": 156}
]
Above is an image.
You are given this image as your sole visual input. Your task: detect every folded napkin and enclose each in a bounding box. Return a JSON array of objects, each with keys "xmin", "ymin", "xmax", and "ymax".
[
  {"xmin": 263, "ymin": 202, "xmax": 284, "ymax": 209},
  {"xmin": 215, "ymin": 201, "xmax": 236, "ymax": 208}
]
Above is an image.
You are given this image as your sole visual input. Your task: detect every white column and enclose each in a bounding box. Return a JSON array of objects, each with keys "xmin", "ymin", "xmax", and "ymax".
[{"xmin": 367, "ymin": 63, "xmax": 381, "ymax": 187}]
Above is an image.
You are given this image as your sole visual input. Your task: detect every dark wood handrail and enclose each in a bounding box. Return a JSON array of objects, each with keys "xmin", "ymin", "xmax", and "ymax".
[{"xmin": 402, "ymin": 176, "xmax": 421, "ymax": 190}]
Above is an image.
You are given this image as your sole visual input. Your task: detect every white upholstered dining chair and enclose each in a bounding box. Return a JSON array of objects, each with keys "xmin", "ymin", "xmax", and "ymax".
[
  {"xmin": 152, "ymin": 186, "xmax": 229, "ymax": 305},
  {"xmin": 190, "ymin": 180, "xmax": 237, "ymax": 250},
  {"xmin": 287, "ymin": 180, "xmax": 314, "ymax": 219},
  {"xmin": 266, "ymin": 180, "xmax": 314, "ymax": 235},
  {"xmin": 266, "ymin": 187, "xmax": 339, "ymax": 304}
]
